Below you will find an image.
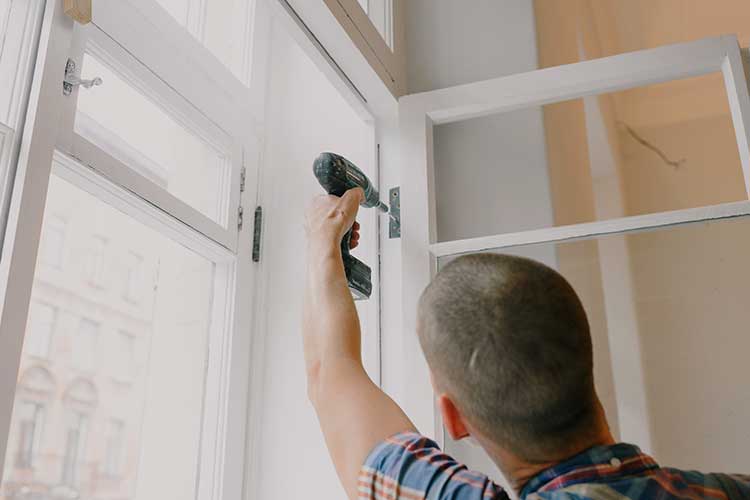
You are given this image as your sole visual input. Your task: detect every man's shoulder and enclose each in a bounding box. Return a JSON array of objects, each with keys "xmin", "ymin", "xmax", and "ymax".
[{"xmin": 359, "ymin": 431, "xmax": 511, "ymax": 500}]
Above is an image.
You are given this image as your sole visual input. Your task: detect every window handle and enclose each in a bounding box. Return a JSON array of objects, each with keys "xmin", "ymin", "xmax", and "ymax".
[{"xmin": 63, "ymin": 58, "xmax": 103, "ymax": 96}]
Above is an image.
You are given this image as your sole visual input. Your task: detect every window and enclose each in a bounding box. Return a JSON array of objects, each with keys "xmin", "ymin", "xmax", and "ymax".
[
  {"xmin": 112, "ymin": 330, "xmax": 136, "ymax": 381},
  {"xmin": 87, "ymin": 235, "xmax": 108, "ymax": 288},
  {"xmin": 102, "ymin": 419, "xmax": 125, "ymax": 477},
  {"xmin": 2, "ymin": 167, "xmax": 231, "ymax": 499},
  {"xmin": 75, "ymin": 51, "xmax": 234, "ymax": 228},
  {"xmin": 1, "ymin": 1, "xmax": 255, "ymax": 499},
  {"xmin": 72, "ymin": 318, "xmax": 99, "ymax": 372},
  {"xmin": 123, "ymin": 252, "xmax": 144, "ymax": 303},
  {"xmin": 398, "ymin": 33, "xmax": 750, "ymax": 474},
  {"xmin": 14, "ymin": 401, "xmax": 44, "ymax": 469},
  {"xmin": 61, "ymin": 411, "xmax": 89, "ymax": 485},
  {"xmin": 39, "ymin": 214, "xmax": 66, "ymax": 267},
  {"xmin": 25, "ymin": 302, "xmax": 56, "ymax": 358}
]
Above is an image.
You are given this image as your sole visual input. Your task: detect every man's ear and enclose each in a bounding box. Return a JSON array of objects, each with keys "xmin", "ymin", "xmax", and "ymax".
[{"xmin": 437, "ymin": 394, "xmax": 470, "ymax": 440}]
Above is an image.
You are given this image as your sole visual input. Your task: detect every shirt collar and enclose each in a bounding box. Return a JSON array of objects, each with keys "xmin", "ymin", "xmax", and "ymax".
[{"xmin": 520, "ymin": 443, "xmax": 660, "ymax": 498}]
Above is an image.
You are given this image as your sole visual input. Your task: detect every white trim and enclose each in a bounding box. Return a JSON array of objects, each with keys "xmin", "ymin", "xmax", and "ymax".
[
  {"xmin": 430, "ymin": 201, "xmax": 750, "ymax": 256},
  {"xmin": 70, "ymin": 134, "xmax": 238, "ymax": 252},
  {"xmin": 396, "ymin": 34, "xmax": 750, "ymax": 444},
  {"xmin": 403, "ymin": 36, "xmax": 734, "ymax": 125},
  {"xmin": 722, "ymin": 40, "xmax": 750, "ymax": 197}
]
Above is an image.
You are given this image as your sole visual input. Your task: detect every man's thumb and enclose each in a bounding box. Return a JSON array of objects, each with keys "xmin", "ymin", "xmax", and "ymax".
[{"xmin": 341, "ymin": 188, "xmax": 364, "ymax": 215}]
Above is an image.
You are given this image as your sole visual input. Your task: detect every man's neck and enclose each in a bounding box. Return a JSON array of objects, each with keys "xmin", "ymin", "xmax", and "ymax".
[{"xmin": 488, "ymin": 431, "xmax": 616, "ymax": 494}]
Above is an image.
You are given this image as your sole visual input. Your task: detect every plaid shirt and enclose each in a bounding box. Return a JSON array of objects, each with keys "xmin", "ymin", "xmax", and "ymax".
[{"xmin": 358, "ymin": 432, "xmax": 750, "ymax": 500}]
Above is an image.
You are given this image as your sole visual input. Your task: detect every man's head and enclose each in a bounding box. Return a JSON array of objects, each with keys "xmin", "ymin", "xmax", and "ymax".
[{"xmin": 418, "ymin": 253, "xmax": 604, "ymax": 464}]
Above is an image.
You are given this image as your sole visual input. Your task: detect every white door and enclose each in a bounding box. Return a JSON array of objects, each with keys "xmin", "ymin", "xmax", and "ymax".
[
  {"xmin": 397, "ymin": 35, "xmax": 750, "ymax": 483},
  {"xmin": 246, "ymin": 21, "xmax": 383, "ymax": 500}
]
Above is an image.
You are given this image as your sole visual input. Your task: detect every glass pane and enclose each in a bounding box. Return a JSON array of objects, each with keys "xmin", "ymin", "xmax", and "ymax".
[
  {"xmin": 1, "ymin": 172, "xmax": 217, "ymax": 500},
  {"xmin": 433, "ymin": 73, "xmax": 746, "ymax": 242},
  {"xmin": 75, "ymin": 53, "xmax": 231, "ymax": 226},
  {"xmin": 534, "ymin": 0, "xmax": 750, "ymax": 69},
  {"xmin": 438, "ymin": 214, "xmax": 750, "ymax": 481}
]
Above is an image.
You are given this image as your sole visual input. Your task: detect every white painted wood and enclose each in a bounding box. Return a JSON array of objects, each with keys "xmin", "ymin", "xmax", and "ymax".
[
  {"xmin": 396, "ymin": 98, "xmax": 439, "ymax": 438},
  {"xmin": 0, "ymin": 0, "xmax": 75, "ymax": 475},
  {"xmin": 721, "ymin": 39, "xmax": 750, "ymax": 197},
  {"xmin": 403, "ymin": 36, "xmax": 731, "ymax": 125},
  {"xmin": 430, "ymin": 201, "xmax": 750, "ymax": 256}
]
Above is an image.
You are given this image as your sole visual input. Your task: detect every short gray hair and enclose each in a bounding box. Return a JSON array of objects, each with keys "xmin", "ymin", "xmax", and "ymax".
[{"xmin": 418, "ymin": 253, "xmax": 597, "ymax": 461}]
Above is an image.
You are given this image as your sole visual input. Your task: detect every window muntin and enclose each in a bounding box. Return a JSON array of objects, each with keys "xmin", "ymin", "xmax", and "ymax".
[{"xmin": 75, "ymin": 53, "xmax": 232, "ymax": 227}]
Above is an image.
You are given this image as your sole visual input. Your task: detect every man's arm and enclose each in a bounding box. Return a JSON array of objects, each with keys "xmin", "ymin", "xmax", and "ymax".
[{"xmin": 303, "ymin": 188, "xmax": 415, "ymax": 500}]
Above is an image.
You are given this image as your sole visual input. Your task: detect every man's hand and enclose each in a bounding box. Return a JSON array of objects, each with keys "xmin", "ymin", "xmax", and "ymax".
[
  {"xmin": 303, "ymin": 188, "xmax": 415, "ymax": 500},
  {"xmin": 304, "ymin": 188, "xmax": 363, "ymax": 253}
]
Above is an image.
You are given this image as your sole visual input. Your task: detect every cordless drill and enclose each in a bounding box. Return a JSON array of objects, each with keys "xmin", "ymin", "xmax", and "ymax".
[{"xmin": 313, "ymin": 152, "xmax": 388, "ymax": 300}]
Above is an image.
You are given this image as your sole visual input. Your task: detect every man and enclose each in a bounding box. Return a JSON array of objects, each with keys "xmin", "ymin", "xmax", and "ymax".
[{"xmin": 303, "ymin": 188, "xmax": 750, "ymax": 500}]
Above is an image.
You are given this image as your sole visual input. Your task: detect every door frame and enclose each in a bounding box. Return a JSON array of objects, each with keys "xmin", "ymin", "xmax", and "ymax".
[{"xmin": 396, "ymin": 35, "xmax": 750, "ymax": 443}]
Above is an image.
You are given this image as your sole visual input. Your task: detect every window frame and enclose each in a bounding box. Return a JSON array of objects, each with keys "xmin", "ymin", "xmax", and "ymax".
[
  {"xmin": 60, "ymin": 22, "xmax": 243, "ymax": 251},
  {"xmin": 0, "ymin": 0, "xmax": 265, "ymax": 498},
  {"xmin": 396, "ymin": 35, "xmax": 750, "ymax": 443}
]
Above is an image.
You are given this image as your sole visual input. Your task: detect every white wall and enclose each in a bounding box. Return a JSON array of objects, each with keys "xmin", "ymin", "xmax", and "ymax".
[
  {"xmin": 249, "ymin": 18, "xmax": 379, "ymax": 500},
  {"xmin": 403, "ymin": 0, "xmax": 555, "ymax": 489}
]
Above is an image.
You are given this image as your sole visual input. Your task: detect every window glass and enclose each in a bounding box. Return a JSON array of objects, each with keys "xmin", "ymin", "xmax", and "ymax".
[
  {"xmin": 1, "ymin": 172, "xmax": 217, "ymax": 500},
  {"xmin": 76, "ymin": 54, "xmax": 232, "ymax": 226},
  {"xmin": 438, "ymin": 214, "xmax": 750, "ymax": 478},
  {"xmin": 433, "ymin": 73, "xmax": 745, "ymax": 242}
]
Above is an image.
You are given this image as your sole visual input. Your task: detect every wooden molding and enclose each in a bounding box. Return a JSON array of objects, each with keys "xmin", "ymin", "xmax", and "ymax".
[{"xmin": 64, "ymin": 0, "xmax": 92, "ymax": 24}]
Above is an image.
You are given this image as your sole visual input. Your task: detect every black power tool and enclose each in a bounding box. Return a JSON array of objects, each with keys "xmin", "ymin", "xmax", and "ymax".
[{"xmin": 313, "ymin": 152, "xmax": 388, "ymax": 300}]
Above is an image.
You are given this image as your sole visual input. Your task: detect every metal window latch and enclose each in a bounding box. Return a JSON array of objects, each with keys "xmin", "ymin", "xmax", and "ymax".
[{"xmin": 63, "ymin": 58, "xmax": 102, "ymax": 96}]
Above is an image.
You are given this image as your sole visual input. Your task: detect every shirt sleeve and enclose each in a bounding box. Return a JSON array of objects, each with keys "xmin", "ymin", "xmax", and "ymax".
[{"xmin": 358, "ymin": 431, "xmax": 510, "ymax": 500}]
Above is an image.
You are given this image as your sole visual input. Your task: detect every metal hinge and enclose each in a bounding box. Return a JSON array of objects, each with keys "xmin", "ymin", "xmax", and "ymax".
[
  {"xmin": 237, "ymin": 206, "xmax": 244, "ymax": 230},
  {"xmin": 252, "ymin": 206, "xmax": 263, "ymax": 262},
  {"xmin": 389, "ymin": 187, "xmax": 401, "ymax": 239},
  {"xmin": 240, "ymin": 166, "xmax": 246, "ymax": 193}
]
